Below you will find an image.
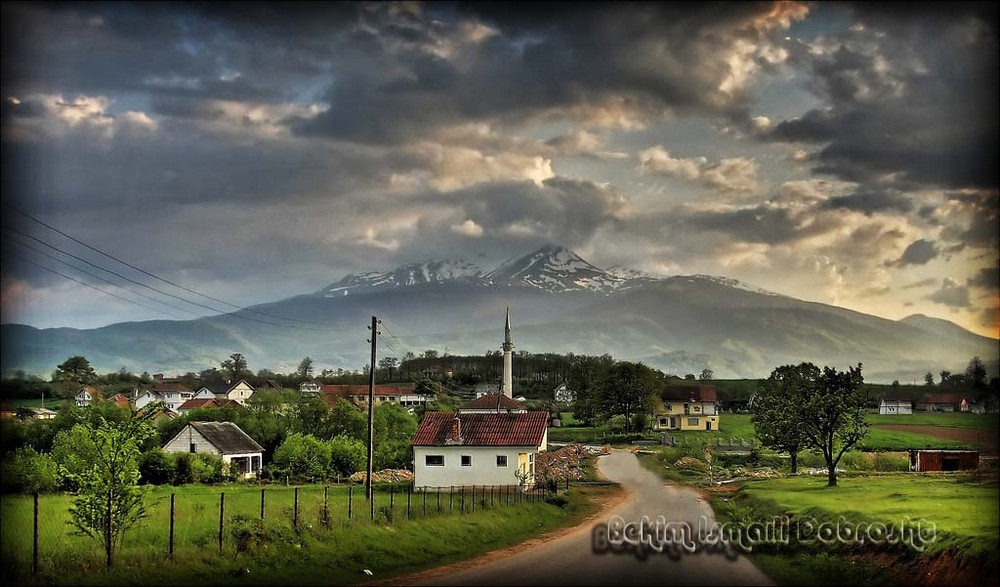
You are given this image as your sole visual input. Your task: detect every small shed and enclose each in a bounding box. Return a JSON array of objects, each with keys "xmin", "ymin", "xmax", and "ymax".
[{"xmin": 909, "ymin": 449, "xmax": 979, "ymax": 472}]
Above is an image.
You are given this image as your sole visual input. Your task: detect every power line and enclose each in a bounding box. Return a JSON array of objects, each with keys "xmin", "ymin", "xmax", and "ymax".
[
  {"xmin": 5, "ymin": 236, "xmax": 205, "ymax": 319},
  {"xmin": 4, "ymin": 204, "xmax": 334, "ymax": 329},
  {"xmin": 9, "ymin": 254, "xmax": 190, "ymax": 320},
  {"xmin": 2, "ymin": 224, "xmax": 329, "ymax": 332}
]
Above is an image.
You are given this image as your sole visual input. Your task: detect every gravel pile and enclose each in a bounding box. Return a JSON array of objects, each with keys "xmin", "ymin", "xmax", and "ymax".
[{"xmin": 348, "ymin": 469, "xmax": 415, "ymax": 483}]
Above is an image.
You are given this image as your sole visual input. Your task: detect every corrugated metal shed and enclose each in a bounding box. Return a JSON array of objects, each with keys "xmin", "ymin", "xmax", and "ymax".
[{"xmin": 909, "ymin": 449, "xmax": 979, "ymax": 472}]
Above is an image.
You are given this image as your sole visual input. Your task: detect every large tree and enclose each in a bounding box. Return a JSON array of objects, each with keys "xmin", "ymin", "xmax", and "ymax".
[
  {"xmin": 221, "ymin": 353, "xmax": 251, "ymax": 380},
  {"xmin": 751, "ymin": 364, "xmax": 815, "ymax": 474},
  {"xmin": 599, "ymin": 361, "xmax": 657, "ymax": 433},
  {"xmin": 297, "ymin": 356, "xmax": 314, "ymax": 379},
  {"xmin": 568, "ymin": 355, "xmax": 613, "ymax": 426},
  {"xmin": 966, "ymin": 356, "xmax": 987, "ymax": 389},
  {"xmin": 756, "ymin": 363, "xmax": 868, "ymax": 486}
]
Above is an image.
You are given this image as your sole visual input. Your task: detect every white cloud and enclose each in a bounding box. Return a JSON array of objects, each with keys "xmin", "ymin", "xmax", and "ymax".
[
  {"xmin": 638, "ymin": 146, "xmax": 761, "ymax": 194},
  {"xmin": 450, "ymin": 219, "xmax": 484, "ymax": 237}
]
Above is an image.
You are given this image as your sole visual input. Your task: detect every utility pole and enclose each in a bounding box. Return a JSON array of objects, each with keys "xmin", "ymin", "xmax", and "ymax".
[{"xmin": 366, "ymin": 316, "xmax": 380, "ymax": 512}]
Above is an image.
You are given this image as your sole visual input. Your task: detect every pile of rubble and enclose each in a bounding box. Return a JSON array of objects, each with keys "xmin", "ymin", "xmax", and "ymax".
[
  {"xmin": 536, "ymin": 444, "xmax": 599, "ymax": 480},
  {"xmin": 348, "ymin": 469, "xmax": 415, "ymax": 484},
  {"xmin": 673, "ymin": 456, "xmax": 710, "ymax": 472},
  {"xmin": 730, "ymin": 466, "xmax": 782, "ymax": 479}
]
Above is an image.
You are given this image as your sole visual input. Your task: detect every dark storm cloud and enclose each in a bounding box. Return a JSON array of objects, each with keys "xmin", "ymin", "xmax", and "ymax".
[
  {"xmin": 967, "ymin": 266, "xmax": 999, "ymax": 292},
  {"xmin": 888, "ymin": 239, "xmax": 939, "ymax": 267},
  {"xmin": 822, "ymin": 188, "xmax": 913, "ymax": 216},
  {"xmin": 927, "ymin": 278, "xmax": 971, "ymax": 308},
  {"xmin": 763, "ymin": 3, "xmax": 998, "ymax": 192},
  {"xmin": 295, "ymin": 2, "xmax": 801, "ymax": 143}
]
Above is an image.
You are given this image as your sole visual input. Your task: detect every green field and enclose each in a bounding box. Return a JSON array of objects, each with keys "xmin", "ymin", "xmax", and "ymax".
[
  {"xmin": 716, "ymin": 473, "xmax": 1000, "ymax": 585},
  {"xmin": 552, "ymin": 412, "xmax": 997, "ymax": 451},
  {"xmin": 1, "ymin": 482, "xmax": 609, "ymax": 586}
]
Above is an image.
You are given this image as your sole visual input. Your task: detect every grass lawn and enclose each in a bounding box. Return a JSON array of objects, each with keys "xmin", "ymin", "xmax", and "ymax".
[
  {"xmin": 717, "ymin": 473, "xmax": 1000, "ymax": 586},
  {"xmin": 552, "ymin": 412, "xmax": 996, "ymax": 451},
  {"xmin": 1, "ymin": 482, "xmax": 614, "ymax": 586}
]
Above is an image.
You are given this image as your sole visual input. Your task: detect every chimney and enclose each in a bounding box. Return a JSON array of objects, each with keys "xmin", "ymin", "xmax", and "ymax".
[
  {"xmin": 154, "ymin": 373, "xmax": 164, "ymax": 382},
  {"xmin": 447, "ymin": 416, "xmax": 462, "ymax": 444}
]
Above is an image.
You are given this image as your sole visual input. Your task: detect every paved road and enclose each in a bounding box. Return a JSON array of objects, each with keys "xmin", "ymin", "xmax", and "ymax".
[{"xmin": 405, "ymin": 450, "xmax": 774, "ymax": 586}]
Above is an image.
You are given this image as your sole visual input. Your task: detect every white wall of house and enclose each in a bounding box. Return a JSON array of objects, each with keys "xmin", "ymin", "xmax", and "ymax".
[
  {"xmin": 413, "ymin": 445, "xmax": 541, "ymax": 489},
  {"xmin": 162, "ymin": 425, "xmax": 261, "ymax": 479},
  {"xmin": 135, "ymin": 391, "xmax": 160, "ymax": 411},
  {"xmin": 194, "ymin": 388, "xmax": 216, "ymax": 400},
  {"xmin": 227, "ymin": 381, "xmax": 255, "ymax": 405},
  {"xmin": 879, "ymin": 400, "xmax": 913, "ymax": 415},
  {"xmin": 74, "ymin": 390, "xmax": 93, "ymax": 407}
]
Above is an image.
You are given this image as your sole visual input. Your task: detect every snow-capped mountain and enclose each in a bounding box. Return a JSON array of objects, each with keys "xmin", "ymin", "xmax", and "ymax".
[
  {"xmin": 322, "ymin": 259, "xmax": 483, "ymax": 296},
  {"xmin": 483, "ymin": 244, "xmax": 629, "ymax": 294}
]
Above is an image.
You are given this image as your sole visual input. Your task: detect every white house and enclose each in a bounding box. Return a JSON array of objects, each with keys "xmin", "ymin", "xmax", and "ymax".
[
  {"xmin": 458, "ymin": 393, "xmax": 527, "ymax": 414},
  {"xmin": 879, "ymin": 398, "xmax": 913, "ymax": 415},
  {"xmin": 299, "ymin": 380, "xmax": 323, "ymax": 394},
  {"xmin": 162, "ymin": 421, "xmax": 264, "ymax": 479},
  {"xmin": 553, "ymin": 383, "xmax": 576, "ymax": 404},
  {"xmin": 412, "ymin": 411, "xmax": 548, "ymax": 489},
  {"xmin": 75, "ymin": 386, "xmax": 101, "ymax": 407},
  {"xmin": 194, "ymin": 379, "xmax": 256, "ymax": 405},
  {"xmin": 135, "ymin": 383, "xmax": 194, "ymax": 412}
]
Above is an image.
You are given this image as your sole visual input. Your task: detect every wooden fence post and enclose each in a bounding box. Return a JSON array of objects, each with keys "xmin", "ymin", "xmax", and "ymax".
[
  {"xmin": 260, "ymin": 488, "xmax": 265, "ymax": 520},
  {"xmin": 323, "ymin": 486, "xmax": 329, "ymax": 526},
  {"xmin": 460, "ymin": 486, "xmax": 465, "ymax": 513},
  {"xmin": 471, "ymin": 485, "xmax": 475, "ymax": 512},
  {"xmin": 390, "ymin": 484, "xmax": 395, "ymax": 517},
  {"xmin": 32, "ymin": 492, "xmax": 38, "ymax": 575},
  {"xmin": 348, "ymin": 485, "xmax": 353, "ymax": 520},
  {"xmin": 293, "ymin": 487, "xmax": 299, "ymax": 530},
  {"xmin": 449, "ymin": 486, "xmax": 454, "ymax": 512},
  {"xmin": 406, "ymin": 485, "xmax": 411, "ymax": 520},
  {"xmin": 169, "ymin": 493, "xmax": 175, "ymax": 560},
  {"xmin": 218, "ymin": 492, "xmax": 225, "ymax": 554}
]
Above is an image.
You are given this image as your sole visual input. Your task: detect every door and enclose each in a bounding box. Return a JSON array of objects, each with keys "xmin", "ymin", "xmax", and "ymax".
[{"xmin": 706, "ymin": 421, "xmax": 712, "ymax": 431}]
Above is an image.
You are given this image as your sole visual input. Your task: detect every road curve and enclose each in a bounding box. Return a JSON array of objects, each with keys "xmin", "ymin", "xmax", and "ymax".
[{"xmin": 398, "ymin": 449, "xmax": 774, "ymax": 586}]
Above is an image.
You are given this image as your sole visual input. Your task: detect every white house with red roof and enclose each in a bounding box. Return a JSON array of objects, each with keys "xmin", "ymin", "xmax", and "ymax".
[{"xmin": 412, "ymin": 411, "xmax": 548, "ymax": 489}]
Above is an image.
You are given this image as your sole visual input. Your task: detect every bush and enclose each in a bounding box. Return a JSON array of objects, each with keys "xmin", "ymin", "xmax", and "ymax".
[
  {"xmin": 139, "ymin": 449, "xmax": 174, "ymax": 485},
  {"xmin": 328, "ymin": 435, "xmax": 366, "ymax": 478},
  {"xmin": 0, "ymin": 446, "xmax": 59, "ymax": 493},
  {"xmin": 872, "ymin": 452, "xmax": 908, "ymax": 472},
  {"xmin": 172, "ymin": 453, "xmax": 194, "ymax": 485},
  {"xmin": 544, "ymin": 494, "xmax": 569, "ymax": 508}
]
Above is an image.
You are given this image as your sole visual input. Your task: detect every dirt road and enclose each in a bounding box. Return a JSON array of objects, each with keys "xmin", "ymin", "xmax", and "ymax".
[{"xmin": 392, "ymin": 450, "xmax": 774, "ymax": 586}]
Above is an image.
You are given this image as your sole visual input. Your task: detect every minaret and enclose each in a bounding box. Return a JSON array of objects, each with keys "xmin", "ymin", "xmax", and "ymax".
[{"xmin": 502, "ymin": 306, "xmax": 514, "ymax": 398}]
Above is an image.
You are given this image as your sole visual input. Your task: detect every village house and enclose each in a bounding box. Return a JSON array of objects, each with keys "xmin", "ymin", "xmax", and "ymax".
[
  {"xmin": 412, "ymin": 411, "xmax": 549, "ymax": 489},
  {"xmin": 162, "ymin": 421, "xmax": 264, "ymax": 479},
  {"xmin": 458, "ymin": 393, "xmax": 527, "ymax": 414},
  {"xmin": 75, "ymin": 386, "xmax": 102, "ymax": 407},
  {"xmin": 653, "ymin": 385, "xmax": 720, "ymax": 431},
  {"xmin": 193, "ymin": 379, "xmax": 255, "ymax": 405},
  {"xmin": 878, "ymin": 397, "xmax": 913, "ymax": 415},
  {"xmin": 553, "ymin": 383, "xmax": 576, "ymax": 404},
  {"xmin": 16, "ymin": 406, "xmax": 59, "ymax": 420},
  {"xmin": 135, "ymin": 382, "xmax": 195, "ymax": 412},
  {"xmin": 914, "ymin": 393, "xmax": 962, "ymax": 412},
  {"xmin": 318, "ymin": 384, "xmax": 419, "ymax": 408}
]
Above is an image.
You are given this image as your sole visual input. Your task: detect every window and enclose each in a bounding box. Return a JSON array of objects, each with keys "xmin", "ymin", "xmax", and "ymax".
[
  {"xmin": 461, "ymin": 455, "xmax": 472, "ymax": 467},
  {"xmin": 688, "ymin": 418, "xmax": 699, "ymax": 426},
  {"xmin": 425, "ymin": 455, "xmax": 444, "ymax": 466},
  {"xmin": 190, "ymin": 442, "xmax": 196, "ymax": 453},
  {"xmin": 496, "ymin": 455, "xmax": 508, "ymax": 467},
  {"xmin": 659, "ymin": 418, "xmax": 667, "ymax": 426},
  {"xmin": 694, "ymin": 406, "xmax": 701, "ymax": 412}
]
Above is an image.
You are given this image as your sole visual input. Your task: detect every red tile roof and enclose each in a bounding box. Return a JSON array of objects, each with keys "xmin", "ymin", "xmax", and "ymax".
[
  {"xmin": 149, "ymin": 383, "xmax": 194, "ymax": 393},
  {"xmin": 108, "ymin": 394, "xmax": 132, "ymax": 408},
  {"xmin": 460, "ymin": 393, "xmax": 526, "ymax": 411},
  {"xmin": 321, "ymin": 384, "xmax": 416, "ymax": 406},
  {"xmin": 917, "ymin": 394, "xmax": 962, "ymax": 404},
  {"xmin": 661, "ymin": 385, "xmax": 718, "ymax": 403},
  {"xmin": 412, "ymin": 411, "xmax": 549, "ymax": 447}
]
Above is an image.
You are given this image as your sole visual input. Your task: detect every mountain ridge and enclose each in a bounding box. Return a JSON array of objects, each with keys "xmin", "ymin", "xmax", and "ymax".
[{"xmin": 2, "ymin": 244, "xmax": 996, "ymax": 382}]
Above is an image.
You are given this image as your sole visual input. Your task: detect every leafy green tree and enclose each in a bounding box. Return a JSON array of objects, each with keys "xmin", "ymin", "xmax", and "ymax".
[
  {"xmin": 924, "ymin": 372, "xmax": 935, "ymax": 386},
  {"xmin": 378, "ymin": 356, "xmax": 399, "ymax": 381},
  {"xmin": 61, "ymin": 415, "xmax": 154, "ymax": 568},
  {"xmin": 328, "ymin": 435, "xmax": 366, "ymax": 478},
  {"xmin": 271, "ymin": 433, "xmax": 331, "ymax": 480},
  {"xmin": 755, "ymin": 363, "xmax": 868, "ymax": 486},
  {"xmin": 52, "ymin": 356, "xmax": 98, "ymax": 386},
  {"xmin": 138, "ymin": 449, "xmax": 174, "ymax": 485},
  {"xmin": 221, "ymin": 353, "xmax": 251, "ymax": 380},
  {"xmin": 326, "ymin": 399, "xmax": 367, "ymax": 439},
  {"xmin": 966, "ymin": 356, "xmax": 987, "ymax": 389},
  {"xmin": 699, "ymin": 368, "xmax": 714, "ymax": 381},
  {"xmin": 751, "ymin": 364, "xmax": 815, "ymax": 474},
  {"xmin": 297, "ymin": 356, "xmax": 314, "ymax": 379},
  {"xmin": 568, "ymin": 355, "xmax": 613, "ymax": 426},
  {"xmin": 0, "ymin": 446, "xmax": 59, "ymax": 493},
  {"xmin": 598, "ymin": 361, "xmax": 657, "ymax": 433}
]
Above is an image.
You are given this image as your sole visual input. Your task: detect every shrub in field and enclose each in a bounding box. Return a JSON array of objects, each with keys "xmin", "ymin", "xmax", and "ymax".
[
  {"xmin": 190, "ymin": 453, "xmax": 227, "ymax": 484},
  {"xmin": 873, "ymin": 452, "xmax": 908, "ymax": 472},
  {"xmin": 138, "ymin": 449, "xmax": 173, "ymax": 485},
  {"xmin": 1, "ymin": 445, "xmax": 59, "ymax": 493},
  {"xmin": 328, "ymin": 435, "xmax": 365, "ymax": 478},
  {"xmin": 171, "ymin": 453, "xmax": 194, "ymax": 485},
  {"xmin": 840, "ymin": 451, "xmax": 873, "ymax": 471}
]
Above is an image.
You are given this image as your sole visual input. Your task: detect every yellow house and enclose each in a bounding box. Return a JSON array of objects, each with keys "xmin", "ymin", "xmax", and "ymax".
[{"xmin": 653, "ymin": 385, "xmax": 720, "ymax": 431}]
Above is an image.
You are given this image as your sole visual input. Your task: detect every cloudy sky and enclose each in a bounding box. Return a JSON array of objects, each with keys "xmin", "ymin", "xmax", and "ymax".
[{"xmin": 1, "ymin": 1, "xmax": 997, "ymax": 338}]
